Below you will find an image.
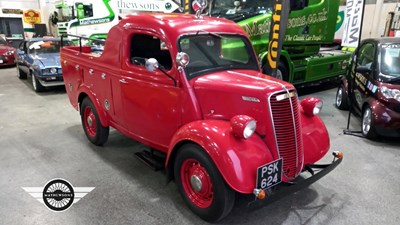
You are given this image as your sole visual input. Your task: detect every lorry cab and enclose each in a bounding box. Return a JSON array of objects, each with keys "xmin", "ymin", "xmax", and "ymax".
[{"xmin": 336, "ymin": 38, "xmax": 400, "ymax": 138}]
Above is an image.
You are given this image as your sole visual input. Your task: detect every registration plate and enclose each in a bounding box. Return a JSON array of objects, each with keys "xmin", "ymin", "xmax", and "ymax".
[
  {"xmin": 0, "ymin": 60, "xmax": 3, "ymax": 64},
  {"xmin": 256, "ymin": 158, "xmax": 283, "ymax": 190}
]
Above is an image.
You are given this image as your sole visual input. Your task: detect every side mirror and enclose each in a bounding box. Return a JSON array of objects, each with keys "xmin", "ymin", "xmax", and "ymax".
[
  {"xmin": 356, "ymin": 66, "xmax": 372, "ymax": 74},
  {"xmin": 145, "ymin": 58, "xmax": 159, "ymax": 72},
  {"xmin": 192, "ymin": 0, "xmax": 207, "ymax": 18},
  {"xmin": 176, "ymin": 52, "xmax": 190, "ymax": 67}
]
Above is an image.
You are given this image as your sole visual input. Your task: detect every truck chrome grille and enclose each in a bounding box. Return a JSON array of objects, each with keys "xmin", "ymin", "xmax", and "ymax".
[{"xmin": 269, "ymin": 90, "xmax": 303, "ymax": 179}]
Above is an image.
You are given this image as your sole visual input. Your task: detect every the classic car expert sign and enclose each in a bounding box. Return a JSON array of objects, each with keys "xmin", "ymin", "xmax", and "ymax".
[{"xmin": 23, "ymin": 9, "xmax": 41, "ymax": 24}]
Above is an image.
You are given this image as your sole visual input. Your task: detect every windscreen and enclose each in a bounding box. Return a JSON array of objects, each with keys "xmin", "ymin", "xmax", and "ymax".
[
  {"xmin": 179, "ymin": 34, "xmax": 259, "ymax": 79},
  {"xmin": 209, "ymin": 0, "xmax": 273, "ymax": 20},
  {"xmin": 380, "ymin": 44, "xmax": 400, "ymax": 80},
  {"xmin": 29, "ymin": 40, "xmax": 73, "ymax": 54}
]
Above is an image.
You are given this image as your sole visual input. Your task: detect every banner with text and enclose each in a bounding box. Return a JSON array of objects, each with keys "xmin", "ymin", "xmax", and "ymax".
[
  {"xmin": 117, "ymin": 0, "xmax": 179, "ymax": 13},
  {"xmin": 264, "ymin": 0, "xmax": 290, "ymax": 77},
  {"xmin": 342, "ymin": 0, "xmax": 365, "ymax": 48}
]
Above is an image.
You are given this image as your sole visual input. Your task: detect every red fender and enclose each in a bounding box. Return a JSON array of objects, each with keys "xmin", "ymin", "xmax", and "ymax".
[
  {"xmin": 77, "ymin": 86, "xmax": 109, "ymax": 128},
  {"xmin": 300, "ymin": 111, "xmax": 330, "ymax": 165},
  {"xmin": 166, "ymin": 120, "xmax": 274, "ymax": 194}
]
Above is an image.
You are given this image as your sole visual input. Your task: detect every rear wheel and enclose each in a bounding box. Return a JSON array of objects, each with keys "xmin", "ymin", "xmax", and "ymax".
[
  {"xmin": 81, "ymin": 97, "xmax": 109, "ymax": 146},
  {"xmin": 174, "ymin": 144, "xmax": 235, "ymax": 222},
  {"xmin": 16, "ymin": 64, "xmax": 27, "ymax": 79},
  {"xmin": 335, "ymin": 84, "xmax": 349, "ymax": 110},
  {"xmin": 31, "ymin": 72, "xmax": 45, "ymax": 92},
  {"xmin": 362, "ymin": 106, "xmax": 378, "ymax": 139}
]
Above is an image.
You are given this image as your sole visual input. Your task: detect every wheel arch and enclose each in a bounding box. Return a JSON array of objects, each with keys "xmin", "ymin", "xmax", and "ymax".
[
  {"xmin": 78, "ymin": 91, "xmax": 109, "ymax": 127},
  {"xmin": 166, "ymin": 120, "xmax": 274, "ymax": 194}
]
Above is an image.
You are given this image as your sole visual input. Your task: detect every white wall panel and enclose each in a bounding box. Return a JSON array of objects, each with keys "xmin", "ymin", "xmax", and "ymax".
[{"xmin": 0, "ymin": 0, "xmax": 40, "ymax": 9}]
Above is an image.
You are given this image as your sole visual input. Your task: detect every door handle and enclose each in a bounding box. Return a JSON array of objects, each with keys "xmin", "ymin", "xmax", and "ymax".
[{"xmin": 119, "ymin": 79, "xmax": 128, "ymax": 84}]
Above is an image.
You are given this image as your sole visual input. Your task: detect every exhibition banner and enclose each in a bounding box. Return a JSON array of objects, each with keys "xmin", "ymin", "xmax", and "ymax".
[
  {"xmin": 342, "ymin": 0, "xmax": 365, "ymax": 48},
  {"xmin": 264, "ymin": 0, "xmax": 290, "ymax": 77}
]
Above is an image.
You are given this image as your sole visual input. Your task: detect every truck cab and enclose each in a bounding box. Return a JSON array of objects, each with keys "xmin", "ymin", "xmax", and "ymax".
[{"xmin": 61, "ymin": 4, "xmax": 342, "ymax": 221}]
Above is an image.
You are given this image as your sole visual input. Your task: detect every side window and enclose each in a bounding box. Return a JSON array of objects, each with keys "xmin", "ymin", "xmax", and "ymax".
[
  {"xmin": 357, "ymin": 43, "xmax": 375, "ymax": 69},
  {"xmin": 130, "ymin": 34, "xmax": 172, "ymax": 70}
]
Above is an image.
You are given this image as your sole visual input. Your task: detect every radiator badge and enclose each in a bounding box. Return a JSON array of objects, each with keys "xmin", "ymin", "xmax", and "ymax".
[
  {"xmin": 276, "ymin": 92, "xmax": 297, "ymax": 101},
  {"xmin": 242, "ymin": 96, "xmax": 261, "ymax": 103}
]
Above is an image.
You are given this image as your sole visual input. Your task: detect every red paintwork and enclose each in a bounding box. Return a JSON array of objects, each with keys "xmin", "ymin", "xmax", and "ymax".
[
  {"xmin": 61, "ymin": 13, "xmax": 331, "ymax": 194},
  {"xmin": 181, "ymin": 159, "xmax": 213, "ymax": 208}
]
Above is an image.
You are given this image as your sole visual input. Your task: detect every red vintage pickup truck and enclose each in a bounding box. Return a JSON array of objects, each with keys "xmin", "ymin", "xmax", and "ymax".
[{"xmin": 61, "ymin": 10, "xmax": 342, "ymax": 222}]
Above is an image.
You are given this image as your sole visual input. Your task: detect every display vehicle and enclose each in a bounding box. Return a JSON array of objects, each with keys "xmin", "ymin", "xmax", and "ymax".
[
  {"xmin": 16, "ymin": 38, "xmax": 74, "ymax": 92},
  {"xmin": 336, "ymin": 38, "xmax": 400, "ymax": 138},
  {"xmin": 61, "ymin": 1, "xmax": 342, "ymax": 221},
  {"xmin": 206, "ymin": 0, "xmax": 351, "ymax": 84},
  {"xmin": 0, "ymin": 36, "xmax": 16, "ymax": 67},
  {"xmin": 55, "ymin": 0, "xmax": 118, "ymax": 39}
]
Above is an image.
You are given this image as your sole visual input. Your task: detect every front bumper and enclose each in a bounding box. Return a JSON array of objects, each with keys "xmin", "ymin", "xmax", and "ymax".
[
  {"xmin": 37, "ymin": 75, "xmax": 64, "ymax": 87},
  {"xmin": 372, "ymin": 101, "xmax": 400, "ymax": 137},
  {"xmin": 0, "ymin": 55, "xmax": 16, "ymax": 66},
  {"xmin": 248, "ymin": 153, "xmax": 342, "ymax": 209}
]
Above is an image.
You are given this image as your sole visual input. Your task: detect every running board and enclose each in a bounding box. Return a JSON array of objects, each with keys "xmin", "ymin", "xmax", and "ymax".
[{"xmin": 134, "ymin": 150, "xmax": 165, "ymax": 171}]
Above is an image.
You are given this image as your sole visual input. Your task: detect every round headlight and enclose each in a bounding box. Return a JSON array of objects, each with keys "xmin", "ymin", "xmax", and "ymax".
[
  {"xmin": 50, "ymin": 68, "xmax": 57, "ymax": 74},
  {"xmin": 301, "ymin": 97, "xmax": 323, "ymax": 117},
  {"xmin": 230, "ymin": 115, "xmax": 257, "ymax": 139}
]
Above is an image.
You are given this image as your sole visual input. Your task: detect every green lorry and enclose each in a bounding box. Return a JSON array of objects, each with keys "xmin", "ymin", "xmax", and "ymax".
[{"xmin": 205, "ymin": 0, "xmax": 351, "ymax": 85}]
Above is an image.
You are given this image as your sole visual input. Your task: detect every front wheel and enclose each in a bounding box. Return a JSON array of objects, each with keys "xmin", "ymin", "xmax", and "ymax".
[
  {"xmin": 335, "ymin": 84, "xmax": 349, "ymax": 110},
  {"xmin": 362, "ymin": 106, "xmax": 378, "ymax": 139},
  {"xmin": 80, "ymin": 97, "xmax": 109, "ymax": 146},
  {"xmin": 16, "ymin": 64, "xmax": 27, "ymax": 79},
  {"xmin": 174, "ymin": 144, "xmax": 235, "ymax": 222},
  {"xmin": 31, "ymin": 73, "xmax": 45, "ymax": 92}
]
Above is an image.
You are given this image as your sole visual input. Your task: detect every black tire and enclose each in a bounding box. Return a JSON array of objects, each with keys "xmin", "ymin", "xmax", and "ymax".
[
  {"xmin": 174, "ymin": 144, "xmax": 235, "ymax": 222},
  {"xmin": 31, "ymin": 72, "xmax": 45, "ymax": 92},
  {"xmin": 80, "ymin": 97, "xmax": 109, "ymax": 146},
  {"xmin": 262, "ymin": 61, "xmax": 288, "ymax": 81},
  {"xmin": 335, "ymin": 84, "xmax": 349, "ymax": 110},
  {"xmin": 16, "ymin": 64, "xmax": 27, "ymax": 79},
  {"xmin": 361, "ymin": 106, "xmax": 378, "ymax": 139}
]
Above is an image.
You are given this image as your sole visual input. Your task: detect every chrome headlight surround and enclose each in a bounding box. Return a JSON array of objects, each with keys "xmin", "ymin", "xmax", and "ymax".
[
  {"xmin": 230, "ymin": 115, "xmax": 257, "ymax": 140},
  {"xmin": 301, "ymin": 97, "xmax": 323, "ymax": 117},
  {"xmin": 381, "ymin": 86, "xmax": 400, "ymax": 102}
]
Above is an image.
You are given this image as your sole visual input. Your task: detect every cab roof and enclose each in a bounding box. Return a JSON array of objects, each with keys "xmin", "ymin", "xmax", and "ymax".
[{"xmin": 118, "ymin": 13, "xmax": 248, "ymax": 39}]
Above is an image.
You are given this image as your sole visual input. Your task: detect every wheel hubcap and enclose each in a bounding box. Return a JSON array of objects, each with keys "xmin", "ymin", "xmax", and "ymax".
[
  {"xmin": 190, "ymin": 175, "xmax": 202, "ymax": 192},
  {"xmin": 336, "ymin": 88, "xmax": 343, "ymax": 106},
  {"xmin": 83, "ymin": 107, "xmax": 97, "ymax": 137},
  {"xmin": 275, "ymin": 69, "xmax": 283, "ymax": 80},
  {"xmin": 181, "ymin": 159, "xmax": 213, "ymax": 208},
  {"xmin": 362, "ymin": 108, "xmax": 372, "ymax": 135},
  {"xmin": 32, "ymin": 76, "xmax": 36, "ymax": 90}
]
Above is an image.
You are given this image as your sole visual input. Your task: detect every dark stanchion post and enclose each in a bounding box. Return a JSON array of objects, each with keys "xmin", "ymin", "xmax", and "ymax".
[{"xmin": 343, "ymin": 0, "xmax": 366, "ymax": 136}]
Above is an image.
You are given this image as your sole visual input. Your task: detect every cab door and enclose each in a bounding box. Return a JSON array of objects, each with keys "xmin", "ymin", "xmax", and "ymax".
[
  {"xmin": 351, "ymin": 42, "xmax": 377, "ymax": 110},
  {"xmin": 117, "ymin": 31, "xmax": 182, "ymax": 150}
]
